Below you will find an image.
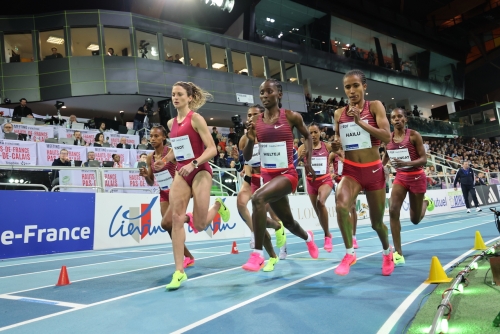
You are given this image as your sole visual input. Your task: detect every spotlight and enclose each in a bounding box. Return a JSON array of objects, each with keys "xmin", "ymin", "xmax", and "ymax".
[
  {"xmin": 9, "ymin": 178, "xmax": 14, "ymax": 183},
  {"xmin": 19, "ymin": 179, "xmax": 24, "ymax": 183},
  {"xmin": 3, "ymin": 98, "xmax": 11, "ymax": 104},
  {"xmin": 55, "ymin": 101, "xmax": 65, "ymax": 110},
  {"xmin": 14, "ymin": 179, "xmax": 19, "ymax": 184}
]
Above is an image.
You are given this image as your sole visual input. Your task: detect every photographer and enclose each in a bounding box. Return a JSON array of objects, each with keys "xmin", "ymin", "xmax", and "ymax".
[{"xmin": 134, "ymin": 99, "xmax": 157, "ymax": 140}]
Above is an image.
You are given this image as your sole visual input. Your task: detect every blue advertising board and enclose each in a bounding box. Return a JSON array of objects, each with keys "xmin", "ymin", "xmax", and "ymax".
[{"xmin": 0, "ymin": 191, "xmax": 95, "ymax": 259}]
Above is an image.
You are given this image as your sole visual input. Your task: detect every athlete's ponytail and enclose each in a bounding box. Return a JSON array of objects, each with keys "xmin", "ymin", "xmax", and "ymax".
[{"xmin": 173, "ymin": 81, "xmax": 213, "ymax": 111}]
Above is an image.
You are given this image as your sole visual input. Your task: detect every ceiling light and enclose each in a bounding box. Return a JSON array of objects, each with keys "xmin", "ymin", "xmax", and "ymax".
[
  {"xmin": 392, "ymin": 98, "xmax": 395, "ymax": 100},
  {"xmin": 212, "ymin": 63, "xmax": 225, "ymax": 69},
  {"xmin": 87, "ymin": 44, "xmax": 99, "ymax": 51},
  {"xmin": 9, "ymin": 179, "xmax": 13, "ymax": 183},
  {"xmin": 365, "ymin": 93, "xmax": 368, "ymax": 95},
  {"xmin": 14, "ymin": 179, "xmax": 19, "ymax": 184},
  {"xmin": 151, "ymin": 47, "xmax": 158, "ymax": 57},
  {"xmin": 266, "ymin": 17, "xmax": 275, "ymax": 23},
  {"xmin": 432, "ymin": 105, "xmax": 434, "ymax": 107},
  {"xmin": 120, "ymin": 110, "xmax": 124, "ymax": 113},
  {"xmin": 19, "ymin": 179, "xmax": 24, "ymax": 183},
  {"xmin": 335, "ymin": 87, "xmax": 338, "ymax": 89},
  {"xmin": 289, "ymin": 78, "xmax": 297, "ymax": 82},
  {"xmin": 47, "ymin": 36, "xmax": 64, "ymax": 44},
  {"xmin": 210, "ymin": 118, "xmax": 214, "ymax": 120},
  {"xmin": 346, "ymin": 44, "xmax": 350, "ymax": 47},
  {"xmin": 278, "ymin": 32, "xmax": 283, "ymax": 38},
  {"xmin": 223, "ymin": 0, "xmax": 235, "ymax": 12}
]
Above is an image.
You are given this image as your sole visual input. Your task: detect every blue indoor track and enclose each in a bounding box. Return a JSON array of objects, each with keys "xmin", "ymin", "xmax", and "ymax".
[{"xmin": 0, "ymin": 211, "xmax": 499, "ymax": 333}]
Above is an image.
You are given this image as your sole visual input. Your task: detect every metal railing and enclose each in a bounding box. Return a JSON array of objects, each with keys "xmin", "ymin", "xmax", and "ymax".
[
  {"xmin": 0, "ymin": 182, "xmax": 48, "ymax": 192},
  {"xmin": 109, "ymin": 187, "xmax": 155, "ymax": 193},
  {"xmin": 52, "ymin": 185, "xmax": 104, "ymax": 192}
]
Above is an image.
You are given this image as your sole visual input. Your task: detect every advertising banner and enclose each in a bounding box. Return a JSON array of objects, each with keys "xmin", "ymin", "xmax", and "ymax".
[
  {"xmin": 12, "ymin": 124, "xmax": 54, "ymax": 142},
  {"xmin": 0, "ymin": 139, "xmax": 37, "ymax": 166},
  {"xmin": 0, "ymin": 191, "xmax": 95, "ymax": 259},
  {"xmin": 59, "ymin": 170, "xmax": 99, "ymax": 193},
  {"xmin": 122, "ymin": 170, "xmax": 159, "ymax": 194},
  {"xmin": 93, "ymin": 147, "xmax": 130, "ymax": 167},
  {"xmin": 37, "ymin": 142, "xmax": 88, "ymax": 166},
  {"xmin": 108, "ymin": 133, "xmax": 139, "ymax": 148},
  {"xmin": 129, "ymin": 149, "xmax": 154, "ymax": 167},
  {"xmin": 58, "ymin": 128, "xmax": 99, "ymax": 144}
]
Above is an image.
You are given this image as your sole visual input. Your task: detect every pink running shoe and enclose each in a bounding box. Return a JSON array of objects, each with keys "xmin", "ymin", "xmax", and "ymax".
[
  {"xmin": 183, "ymin": 257, "xmax": 195, "ymax": 268},
  {"xmin": 306, "ymin": 231, "xmax": 319, "ymax": 259},
  {"xmin": 186, "ymin": 213, "xmax": 198, "ymax": 234},
  {"xmin": 334, "ymin": 253, "xmax": 357, "ymax": 276},
  {"xmin": 353, "ymin": 238, "xmax": 358, "ymax": 249},
  {"xmin": 242, "ymin": 252, "xmax": 265, "ymax": 272},
  {"xmin": 382, "ymin": 249, "xmax": 395, "ymax": 276},
  {"xmin": 324, "ymin": 236, "xmax": 333, "ymax": 252}
]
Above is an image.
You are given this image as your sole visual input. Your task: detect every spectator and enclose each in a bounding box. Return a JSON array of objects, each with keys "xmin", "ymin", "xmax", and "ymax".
[
  {"xmin": 73, "ymin": 131, "xmax": 86, "ymax": 146},
  {"xmin": 338, "ymin": 97, "xmax": 346, "ymax": 107},
  {"xmin": 174, "ymin": 54, "xmax": 182, "ymax": 64},
  {"xmin": 218, "ymin": 136, "xmax": 227, "ymax": 152},
  {"xmin": 2, "ymin": 123, "xmax": 19, "ymax": 140},
  {"xmin": 93, "ymin": 133, "xmax": 104, "ymax": 147},
  {"xmin": 107, "ymin": 48, "xmax": 116, "ymax": 56},
  {"xmin": 227, "ymin": 128, "xmax": 237, "ymax": 144},
  {"xmin": 368, "ymin": 49, "xmax": 375, "ymax": 64},
  {"xmin": 215, "ymin": 151, "xmax": 229, "ymax": 168},
  {"xmin": 13, "ymin": 98, "xmax": 33, "ymax": 118},
  {"xmin": 134, "ymin": 104, "xmax": 150, "ymax": 140},
  {"xmin": 51, "ymin": 149, "xmax": 71, "ymax": 187},
  {"xmin": 453, "ymin": 161, "xmax": 482, "ymax": 213},
  {"xmin": 47, "ymin": 47, "xmax": 63, "ymax": 59},
  {"xmin": 116, "ymin": 137, "xmax": 131, "ymax": 149},
  {"xmin": 137, "ymin": 137, "xmax": 153, "ymax": 150},
  {"xmin": 314, "ymin": 95, "xmax": 324, "ymax": 104},
  {"xmin": 84, "ymin": 151, "xmax": 98, "ymax": 167},
  {"xmin": 68, "ymin": 115, "xmax": 78, "ymax": 128},
  {"xmin": 305, "ymin": 93, "xmax": 313, "ymax": 103},
  {"xmin": 211, "ymin": 127, "xmax": 219, "ymax": 146},
  {"xmin": 134, "ymin": 153, "xmax": 148, "ymax": 168},
  {"xmin": 225, "ymin": 139, "xmax": 235, "ymax": 156},
  {"xmin": 98, "ymin": 122, "xmax": 106, "ymax": 134},
  {"xmin": 112, "ymin": 154, "xmax": 123, "ymax": 168}
]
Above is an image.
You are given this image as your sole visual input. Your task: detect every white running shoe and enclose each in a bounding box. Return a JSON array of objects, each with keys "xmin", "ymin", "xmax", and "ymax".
[
  {"xmin": 467, "ymin": 209, "xmax": 471, "ymax": 213},
  {"xmin": 279, "ymin": 243, "xmax": 287, "ymax": 260},
  {"xmin": 476, "ymin": 207, "xmax": 482, "ymax": 212}
]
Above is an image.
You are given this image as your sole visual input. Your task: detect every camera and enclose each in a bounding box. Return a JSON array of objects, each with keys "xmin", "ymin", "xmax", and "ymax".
[
  {"xmin": 144, "ymin": 98, "xmax": 155, "ymax": 117},
  {"xmin": 139, "ymin": 40, "xmax": 150, "ymax": 59}
]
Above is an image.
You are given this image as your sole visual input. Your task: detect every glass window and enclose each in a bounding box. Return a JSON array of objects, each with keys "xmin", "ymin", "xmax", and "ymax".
[
  {"xmin": 188, "ymin": 41, "xmax": 206, "ymax": 68},
  {"xmin": 71, "ymin": 27, "xmax": 99, "ymax": 57},
  {"xmin": 4, "ymin": 33, "xmax": 33, "ymax": 63},
  {"xmin": 268, "ymin": 58, "xmax": 281, "ymax": 80},
  {"xmin": 104, "ymin": 27, "xmax": 131, "ymax": 57},
  {"xmin": 471, "ymin": 112, "xmax": 483, "ymax": 124},
  {"xmin": 231, "ymin": 50, "xmax": 246, "ymax": 75},
  {"xmin": 285, "ymin": 63, "xmax": 297, "ymax": 83},
  {"xmin": 483, "ymin": 109, "xmax": 496, "ymax": 122},
  {"xmin": 210, "ymin": 45, "xmax": 228, "ymax": 72},
  {"xmin": 250, "ymin": 54, "xmax": 265, "ymax": 78},
  {"xmin": 163, "ymin": 36, "xmax": 183, "ymax": 63},
  {"xmin": 136, "ymin": 30, "xmax": 159, "ymax": 60},
  {"xmin": 40, "ymin": 29, "xmax": 66, "ymax": 60}
]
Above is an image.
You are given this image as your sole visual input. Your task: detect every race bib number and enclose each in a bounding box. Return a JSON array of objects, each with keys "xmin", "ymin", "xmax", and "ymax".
[
  {"xmin": 170, "ymin": 135, "xmax": 194, "ymax": 161},
  {"xmin": 339, "ymin": 121, "xmax": 372, "ymax": 151},
  {"xmin": 387, "ymin": 148, "xmax": 412, "ymax": 169},
  {"xmin": 246, "ymin": 144, "xmax": 260, "ymax": 166},
  {"xmin": 260, "ymin": 142, "xmax": 288, "ymax": 169},
  {"xmin": 155, "ymin": 170, "xmax": 173, "ymax": 190},
  {"xmin": 311, "ymin": 156, "xmax": 327, "ymax": 175}
]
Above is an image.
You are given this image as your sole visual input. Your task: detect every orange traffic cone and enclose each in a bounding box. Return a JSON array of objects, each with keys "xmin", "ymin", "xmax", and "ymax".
[
  {"xmin": 473, "ymin": 231, "xmax": 488, "ymax": 250},
  {"xmin": 231, "ymin": 241, "xmax": 239, "ymax": 254},
  {"xmin": 424, "ymin": 256, "xmax": 452, "ymax": 284},
  {"xmin": 56, "ymin": 266, "xmax": 71, "ymax": 286}
]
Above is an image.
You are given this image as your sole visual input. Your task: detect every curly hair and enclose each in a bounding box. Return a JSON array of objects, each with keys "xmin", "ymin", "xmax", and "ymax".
[{"xmin": 173, "ymin": 81, "xmax": 213, "ymax": 111}]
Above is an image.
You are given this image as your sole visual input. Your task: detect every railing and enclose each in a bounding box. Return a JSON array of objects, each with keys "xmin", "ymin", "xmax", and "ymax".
[{"xmin": 0, "ymin": 182, "xmax": 49, "ymax": 192}]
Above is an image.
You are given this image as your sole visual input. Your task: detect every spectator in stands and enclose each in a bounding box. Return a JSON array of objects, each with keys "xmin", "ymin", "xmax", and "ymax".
[
  {"xmin": 51, "ymin": 149, "xmax": 71, "ymax": 187},
  {"xmin": 368, "ymin": 49, "xmax": 375, "ymax": 64},
  {"xmin": 93, "ymin": 133, "xmax": 104, "ymax": 147},
  {"xmin": 305, "ymin": 93, "xmax": 313, "ymax": 103},
  {"xmin": 137, "ymin": 137, "xmax": 153, "ymax": 150},
  {"xmin": 116, "ymin": 137, "xmax": 130, "ymax": 149},
  {"xmin": 98, "ymin": 122, "xmax": 106, "ymax": 134},
  {"xmin": 112, "ymin": 154, "xmax": 123, "ymax": 168},
  {"xmin": 134, "ymin": 153, "xmax": 148, "ymax": 168},
  {"xmin": 48, "ymin": 47, "xmax": 63, "ymax": 59},
  {"xmin": 314, "ymin": 95, "xmax": 324, "ymax": 104},
  {"xmin": 13, "ymin": 98, "xmax": 33, "ymax": 118},
  {"xmin": 211, "ymin": 127, "xmax": 219, "ymax": 146},
  {"xmin": 2, "ymin": 123, "xmax": 18, "ymax": 140},
  {"xmin": 218, "ymin": 135, "xmax": 226, "ymax": 151},
  {"xmin": 107, "ymin": 48, "xmax": 116, "ymax": 56},
  {"xmin": 475, "ymin": 173, "xmax": 487, "ymax": 186},
  {"xmin": 214, "ymin": 151, "xmax": 229, "ymax": 168},
  {"xmin": 332, "ymin": 98, "xmax": 338, "ymax": 108},
  {"xmin": 83, "ymin": 151, "xmax": 98, "ymax": 167},
  {"xmin": 338, "ymin": 97, "xmax": 346, "ymax": 107},
  {"xmin": 73, "ymin": 131, "xmax": 86, "ymax": 146},
  {"xmin": 68, "ymin": 115, "xmax": 78, "ymax": 128},
  {"xmin": 227, "ymin": 127, "xmax": 237, "ymax": 144},
  {"xmin": 173, "ymin": 54, "xmax": 182, "ymax": 64},
  {"xmin": 423, "ymin": 141, "xmax": 429, "ymax": 153},
  {"xmin": 225, "ymin": 139, "xmax": 235, "ymax": 156}
]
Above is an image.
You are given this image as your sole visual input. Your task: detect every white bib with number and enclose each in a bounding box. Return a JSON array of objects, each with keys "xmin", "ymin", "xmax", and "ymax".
[
  {"xmin": 245, "ymin": 144, "xmax": 260, "ymax": 167},
  {"xmin": 311, "ymin": 157, "xmax": 327, "ymax": 175},
  {"xmin": 170, "ymin": 135, "xmax": 195, "ymax": 161},
  {"xmin": 337, "ymin": 160, "xmax": 344, "ymax": 175},
  {"xmin": 387, "ymin": 148, "xmax": 412, "ymax": 169},
  {"xmin": 260, "ymin": 142, "xmax": 288, "ymax": 169},
  {"xmin": 339, "ymin": 121, "xmax": 372, "ymax": 151},
  {"xmin": 155, "ymin": 170, "xmax": 173, "ymax": 190}
]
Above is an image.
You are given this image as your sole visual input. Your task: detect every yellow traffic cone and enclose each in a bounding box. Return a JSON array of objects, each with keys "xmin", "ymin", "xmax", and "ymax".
[
  {"xmin": 424, "ymin": 256, "xmax": 452, "ymax": 284},
  {"xmin": 473, "ymin": 231, "xmax": 487, "ymax": 250}
]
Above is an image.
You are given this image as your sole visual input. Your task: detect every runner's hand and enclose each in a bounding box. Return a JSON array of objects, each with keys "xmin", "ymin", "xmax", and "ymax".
[
  {"xmin": 305, "ymin": 164, "xmax": 316, "ymax": 182},
  {"xmin": 392, "ymin": 158, "xmax": 407, "ymax": 168},
  {"xmin": 178, "ymin": 162, "xmax": 195, "ymax": 177},
  {"xmin": 331, "ymin": 138, "xmax": 341, "ymax": 152},
  {"xmin": 348, "ymin": 103, "xmax": 361, "ymax": 124},
  {"xmin": 154, "ymin": 160, "xmax": 165, "ymax": 172},
  {"xmin": 139, "ymin": 167, "xmax": 148, "ymax": 177},
  {"xmin": 246, "ymin": 118, "xmax": 256, "ymax": 141},
  {"xmin": 231, "ymin": 146, "xmax": 239, "ymax": 160}
]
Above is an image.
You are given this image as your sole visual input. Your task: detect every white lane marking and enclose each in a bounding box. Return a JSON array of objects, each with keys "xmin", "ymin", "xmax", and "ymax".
[
  {"xmin": 0, "ymin": 220, "xmax": 490, "ymax": 332},
  {"xmin": 170, "ymin": 220, "xmax": 493, "ymax": 333},
  {"xmin": 376, "ymin": 235, "xmax": 500, "ymax": 334},
  {"xmin": 0, "ymin": 294, "xmax": 85, "ymax": 309}
]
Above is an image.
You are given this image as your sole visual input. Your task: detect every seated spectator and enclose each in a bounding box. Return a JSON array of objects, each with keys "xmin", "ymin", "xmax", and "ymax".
[
  {"xmin": 215, "ymin": 151, "xmax": 229, "ymax": 168},
  {"xmin": 225, "ymin": 139, "xmax": 235, "ymax": 156},
  {"xmin": 98, "ymin": 122, "xmax": 106, "ymax": 134},
  {"xmin": 51, "ymin": 149, "xmax": 71, "ymax": 186},
  {"xmin": 134, "ymin": 153, "xmax": 148, "ymax": 168},
  {"xmin": 136, "ymin": 137, "xmax": 153, "ymax": 150},
  {"xmin": 338, "ymin": 97, "xmax": 346, "ymax": 107},
  {"xmin": 73, "ymin": 131, "xmax": 86, "ymax": 146},
  {"xmin": 83, "ymin": 151, "xmax": 98, "ymax": 167},
  {"xmin": 112, "ymin": 154, "xmax": 123, "ymax": 168},
  {"xmin": 116, "ymin": 137, "xmax": 131, "ymax": 149},
  {"xmin": 69, "ymin": 115, "xmax": 78, "ymax": 128},
  {"xmin": 218, "ymin": 136, "xmax": 226, "ymax": 151},
  {"xmin": 93, "ymin": 133, "xmax": 104, "ymax": 147},
  {"xmin": 2, "ymin": 123, "xmax": 19, "ymax": 140}
]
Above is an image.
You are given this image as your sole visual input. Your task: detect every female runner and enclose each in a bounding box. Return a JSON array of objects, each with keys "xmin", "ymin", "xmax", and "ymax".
[
  {"xmin": 298, "ymin": 122, "xmax": 334, "ymax": 252},
  {"xmin": 329, "ymin": 146, "xmax": 358, "ymax": 249},
  {"xmin": 139, "ymin": 126, "xmax": 195, "ymax": 269},
  {"xmin": 242, "ymin": 78, "xmax": 318, "ymax": 272},
  {"xmin": 383, "ymin": 108, "xmax": 434, "ymax": 265},
  {"xmin": 163, "ymin": 82, "xmax": 230, "ymax": 290},
  {"xmin": 332, "ymin": 69, "xmax": 393, "ymax": 276}
]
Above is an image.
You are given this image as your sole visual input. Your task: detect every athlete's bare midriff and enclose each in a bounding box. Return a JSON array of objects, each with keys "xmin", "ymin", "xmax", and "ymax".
[{"xmin": 344, "ymin": 147, "xmax": 381, "ymax": 163}]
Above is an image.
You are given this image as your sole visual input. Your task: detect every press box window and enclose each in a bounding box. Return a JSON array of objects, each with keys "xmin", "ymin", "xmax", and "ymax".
[
  {"xmin": 4, "ymin": 33, "xmax": 33, "ymax": 63},
  {"xmin": 40, "ymin": 29, "xmax": 66, "ymax": 60},
  {"xmin": 71, "ymin": 27, "xmax": 99, "ymax": 57},
  {"xmin": 104, "ymin": 27, "xmax": 131, "ymax": 56},
  {"xmin": 136, "ymin": 30, "xmax": 159, "ymax": 60}
]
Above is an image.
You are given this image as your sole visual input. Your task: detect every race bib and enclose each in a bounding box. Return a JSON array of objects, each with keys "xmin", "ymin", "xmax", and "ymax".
[
  {"xmin": 246, "ymin": 144, "xmax": 260, "ymax": 166},
  {"xmin": 339, "ymin": 121, "xmax": 372, "ymax": 151},
  {"xmin": 337, "ymin": 160, "xmax": 344, "ymax": 175},
  {"xmin": 155, "ymin": 170, "xmax": 173, "ymax": 190},
  {"xmin": 311, "ymin": 156, "xmax": 327, "ymax": 175},
  {"xmin": 260, "ymin": 142, "xmax": 288, "ymax": 169},
  {"xmin": 170, "ymin": 135, "xmax": 194, "ymax": 161},
  {"xmin": 387, "ymin": 148, "xmax": 412, "ymax": 169}
]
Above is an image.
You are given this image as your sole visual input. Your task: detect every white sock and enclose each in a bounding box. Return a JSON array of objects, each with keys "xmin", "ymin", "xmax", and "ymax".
[
  {"xmin": 383, "ymin": 247, "xmax": 391, "ymax": 255},
  {"xmin": 306, "ymin": 231, "xmax": 312, "ymax": 242},
  {"xmin": 352, "ymin": 235, "xmax": 356, "ymax": 240},
  {"xmin": 253, "ymin": 249, "xmax": 264, "ymax": 257},
  {"xmin": 251, "ymin": 232, "xmax": 255, "ymax": 242},
  {"xmin": 346, "ymin": 248, "xmax": 355, "ymax": 255}
]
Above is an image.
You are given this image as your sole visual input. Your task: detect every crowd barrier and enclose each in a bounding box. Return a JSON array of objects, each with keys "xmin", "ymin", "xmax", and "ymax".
[{"xmin": 2, "ymin": 186, "xmax": 496, "ymax": 259}]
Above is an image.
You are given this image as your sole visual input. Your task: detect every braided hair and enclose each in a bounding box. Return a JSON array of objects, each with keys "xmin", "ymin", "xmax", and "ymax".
[
  {"xmin": 263, "ymin": 78, "xmax": 283, "ymax": 108},
  {"xmin": 248, "ymin": 104, "xmax": 265, "ymax": 113},
  {"xmin": 343, "ymin": 69, "xmax": 367, "ymax": 85}
]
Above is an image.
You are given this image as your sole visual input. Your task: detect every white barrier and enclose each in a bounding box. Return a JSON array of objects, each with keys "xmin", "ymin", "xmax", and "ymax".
[{"xmin": 92, "ymin": 188, "xmax": 468, "ymax": 250}]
